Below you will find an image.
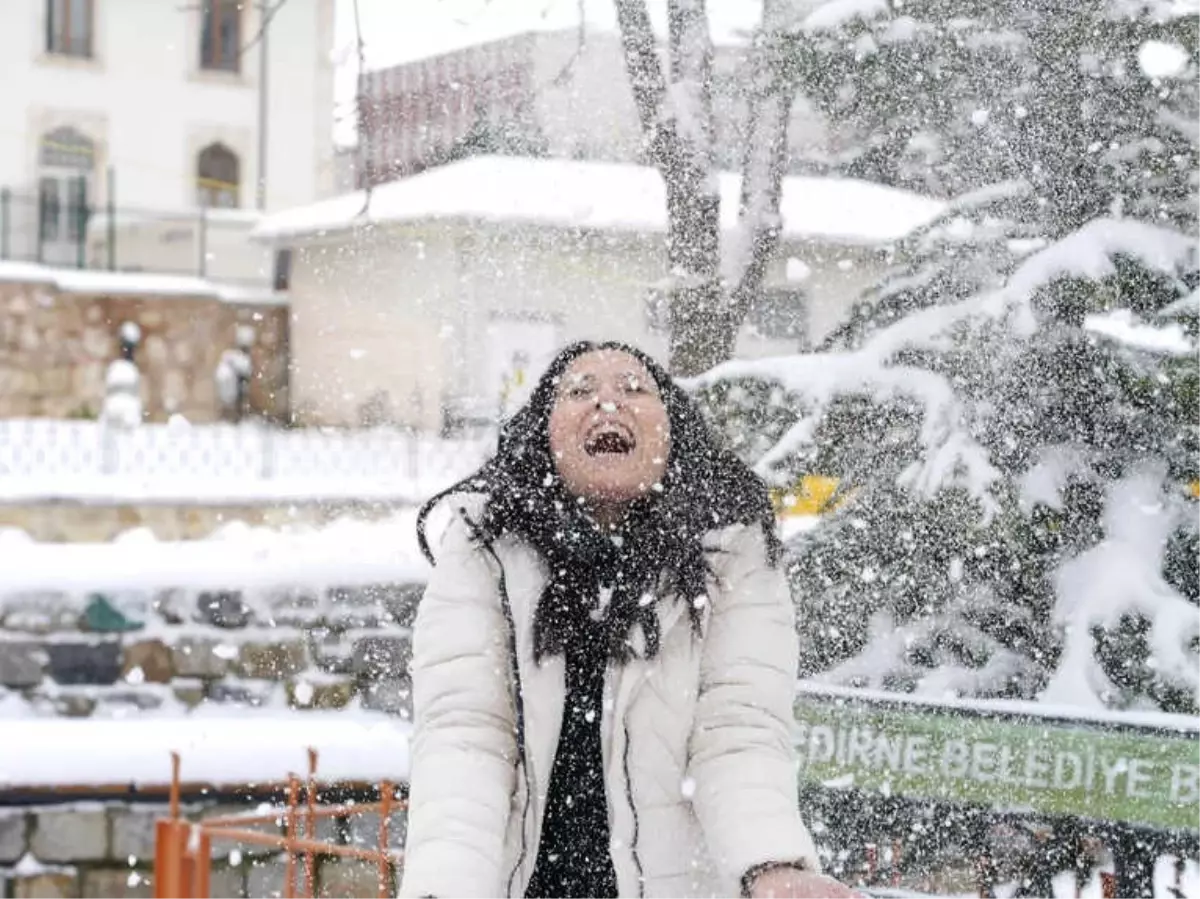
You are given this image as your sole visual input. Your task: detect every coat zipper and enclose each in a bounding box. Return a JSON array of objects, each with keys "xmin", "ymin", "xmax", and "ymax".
[{"xmin": 622, "ymin": 706, "xmax": 645, "ymax": 897}]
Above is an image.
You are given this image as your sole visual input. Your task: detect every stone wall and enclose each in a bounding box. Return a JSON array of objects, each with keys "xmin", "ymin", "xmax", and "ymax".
[
  {"xmin": 0, "ymin": 580, "xmax": 419, "ymax": 721},
  {"xmin": 0, "ymin": 279, "xmax": 289, "ymax": 423},
  {"xmin": 0, "ymin": 575, "xmax": 418, "ymax": 895},
  {"xmin": 0, "ymin": 800, "xmax": 406, "ymax": 898}
]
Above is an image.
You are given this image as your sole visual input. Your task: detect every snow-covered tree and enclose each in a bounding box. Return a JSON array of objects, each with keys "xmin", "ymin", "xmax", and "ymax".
[
  {"xmin": 693, "ymin": 0, "xmax": 1199, "ymax": 712},
  {"xmin": 793, "ymin": 0, "xmax": 1199, "ymax": 348},
  {"xmin": 696, "ymin": 224, "xmax": 1198, "ymax": 710}
]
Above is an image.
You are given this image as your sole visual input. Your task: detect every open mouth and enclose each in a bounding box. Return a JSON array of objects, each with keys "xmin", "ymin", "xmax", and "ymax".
[{"xmin": 584, "ymin": 423, "xmax": 636, "ymax": 456}]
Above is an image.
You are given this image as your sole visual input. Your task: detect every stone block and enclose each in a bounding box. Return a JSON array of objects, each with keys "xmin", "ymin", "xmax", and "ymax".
[
  {"xmin": 0, "ymin": 809, "xmax": 27, "ymax": 863},
  {"xmin": 1, "ymin": 592, "xmax": 79, "ymax": 634},
  {"xmin": 172, "ymin": 679, "xmax": 206, "ymax": 709},
  {"xmin": 0, "ymin": 642, "xmax": 46, "ymax": 688},
  {"xmin": 109, "ymin": 806, "xmax": 159, "ymax": 862},
  {"xmin": 236, "ymin": 640, "xmax": 307, "ymax": 680},
  {"xmin": 309, "ymin": 631, "xmax": 353, "ymax": 675},
  {"xmin": 359, "ymin": 679, "xmax": 412, "ymax": 718},
  {"xmin": 195, "ymin": 591, "xmax": 253, "ymax": 629},
  {"xmin": 91, "ymin": 687, "xmax": 165, "ymax": 715},
  {"xmin": 170, "ymin": 637, "xmax": 232, "ymax": 679},
  {"xmin": 11, "ymin": 871, "xmax": 79, "ymax": 899},
  {"xmin": 120, "ymin": 639, "xmax": 173, "ymax": 684},
  {"xmin": 287, "ymin": 678, "xmax": 355, "ymax": 711},
  {"xmin": 379, "ymin": 584, "xmax": 423, "ymax": 628},
  {"xmin": 205, "ymin": 679, "xmax": 276, "ymax": 708},
  {"xmin": 30, "ymin": 691, "xmax": 96, "ymax": 718},
  {"xmin": 351, "ymin": 635, "xmax": 411, "ymax": 680},
  {"xmin": 80, "ymin": 868, "xmax": 152, "ymax": 898},
  {"xmin": 44, "ymin": 641, "xmax": 121, "ymax": 686},
  {"xmin": 30, "ymin": 806, "xmax": 109, "ymax": 862}
]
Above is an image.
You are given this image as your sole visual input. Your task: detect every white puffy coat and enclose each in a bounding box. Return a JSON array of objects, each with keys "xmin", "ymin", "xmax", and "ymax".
[{"xmin": 398, "ymin": 498, "xmax": 819, "ymax": 898}]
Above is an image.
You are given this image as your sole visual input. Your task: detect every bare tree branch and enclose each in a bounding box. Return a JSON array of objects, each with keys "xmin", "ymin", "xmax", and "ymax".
[
  {"xmin": 614, "ymin": 0, "xmax": 669, "ymax": 158},
  {"xmin": 726, "ymin": 0, "xmax": 796, "ymax": 321},
  {"xmin": 239, "ymin": 0, "xmax": 291, "ymax": 59},
  {"xmin": 550, "ymin": 0, "xmax": 588, "ymax": 87},
  {"xmin": 352, "ymin": 0, "xmax": 373, "ymax": 218}
]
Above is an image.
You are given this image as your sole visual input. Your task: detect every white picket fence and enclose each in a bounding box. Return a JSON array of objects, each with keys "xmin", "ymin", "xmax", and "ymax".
[{"xmin": 0, "ymin": 419, "xmax": 494, "ymax": 503}]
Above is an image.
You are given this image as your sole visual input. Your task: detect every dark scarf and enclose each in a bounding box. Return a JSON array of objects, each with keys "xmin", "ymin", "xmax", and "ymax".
[{"xmin": 480, "ymin": 475, "xmax": 724, "ymax": 664}]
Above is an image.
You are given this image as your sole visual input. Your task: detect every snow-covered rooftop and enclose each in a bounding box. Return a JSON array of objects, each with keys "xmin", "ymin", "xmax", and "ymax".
[
  {"xmin": 0, "ymin": 261, "xmax": 286, "ymax": 305},
  {"xmin": 252, "ymin": 156, "xmax": 946, "ymax": 247}
]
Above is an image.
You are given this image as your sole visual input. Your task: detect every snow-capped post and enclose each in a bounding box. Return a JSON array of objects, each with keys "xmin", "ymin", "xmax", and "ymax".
[
  {"xmin": 615, "ymin": 0, "xmax": 796, "ymax": 376},
  {"xmin": 101, "ymin": 320, "xmax": 142, "ymax": 424},
  {"xmin": 215, "ymin": 324, "xmax": 256, "ymax": 424},
  {"xmin": 99, "ymin": 321, "xmax": 143, "ymax": 473}
]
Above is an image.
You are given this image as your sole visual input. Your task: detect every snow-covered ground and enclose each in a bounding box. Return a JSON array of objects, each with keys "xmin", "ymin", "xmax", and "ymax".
[
  {"xmin": 0, "ymin": 710, "xmax": 410, "ymax": 788},
  {"xmin": 0, "ymin": 508, "xmax": 428, "ymax": 595}
]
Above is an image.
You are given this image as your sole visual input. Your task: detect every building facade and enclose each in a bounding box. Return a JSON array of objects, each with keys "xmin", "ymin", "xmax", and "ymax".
[
  {"xmin": 0, "ymin": 0, "xmax": 337, "ymax": 270},
  {"xmin": 253, "ymin": 156, "xmax": 945, "ymax": 432},
  {"xmin": 354, "ymin": 26, "xmax": 835, "ymax": 189}
]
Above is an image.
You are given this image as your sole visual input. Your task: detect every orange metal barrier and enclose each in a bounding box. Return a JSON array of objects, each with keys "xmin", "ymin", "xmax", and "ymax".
[{"xmin": 153, "ymin": 748, "xmax": 404, "ymax": 898}]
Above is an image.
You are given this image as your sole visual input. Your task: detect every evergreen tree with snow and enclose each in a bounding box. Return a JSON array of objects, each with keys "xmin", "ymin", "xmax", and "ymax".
[{"xmin": 695, "ymin": 0, "xmax": 1199, "ymax": 712}]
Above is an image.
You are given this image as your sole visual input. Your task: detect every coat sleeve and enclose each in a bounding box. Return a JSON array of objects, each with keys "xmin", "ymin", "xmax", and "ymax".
[
  {"xmin": 687, "ymin": 523, "xmax": 820, "ymax": 887},
  {"xmin": 398, "ymin": 513, "xmax": 518, "ymax": 898}
]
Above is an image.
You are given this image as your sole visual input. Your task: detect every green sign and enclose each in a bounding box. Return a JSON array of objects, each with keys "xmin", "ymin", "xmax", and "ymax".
[{"xmin": 793, "ymin": 688, "xmax": 1200, "ymax": 833}]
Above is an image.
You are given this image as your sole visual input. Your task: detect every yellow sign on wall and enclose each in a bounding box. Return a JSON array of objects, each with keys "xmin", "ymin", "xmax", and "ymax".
[{"xmin": 771, "ymin": 475, "xmax": 850, "ymax": 517}]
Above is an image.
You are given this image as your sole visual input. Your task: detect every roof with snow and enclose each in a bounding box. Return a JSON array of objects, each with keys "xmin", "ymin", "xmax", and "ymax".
[
  {"xmin": 0, "ymin": 261, "xmax": 286, "ymax": 305},
  {"xmin": 252, "ymin": 156, "xmax": 946, "ymax": 247}
]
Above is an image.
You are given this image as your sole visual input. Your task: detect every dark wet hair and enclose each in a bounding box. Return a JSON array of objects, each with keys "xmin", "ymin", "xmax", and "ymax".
[{"xmin": 417, "ymin": 340, "xmax": 780, "ymax": 663}]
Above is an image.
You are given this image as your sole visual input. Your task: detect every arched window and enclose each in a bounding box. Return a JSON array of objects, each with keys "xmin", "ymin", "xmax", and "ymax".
[
  {"xmin": 197, "ymin": 142, "xmax": 240, "ymax": 208},
  {"xmin": 40, "ymin": 126, "xmax": 95, "ymax": 170},
  {"xmin": 38, "ymin": 126, "xmax": 94, "ymax": 247}
]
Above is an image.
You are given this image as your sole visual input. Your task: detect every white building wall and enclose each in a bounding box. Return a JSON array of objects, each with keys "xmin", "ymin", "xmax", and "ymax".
[
  {"xmin": 284, "ymin": 221, "xmax": 887, "ymax": 429},
  {"xmin": 0, "ymin": 0, "xmax": 335, "ymax": 214}
]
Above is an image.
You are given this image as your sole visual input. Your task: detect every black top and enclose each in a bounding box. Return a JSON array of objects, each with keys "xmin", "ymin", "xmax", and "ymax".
[{"xmin": 525, "ymin": 614, "xmax": 619, "ymax": 899}]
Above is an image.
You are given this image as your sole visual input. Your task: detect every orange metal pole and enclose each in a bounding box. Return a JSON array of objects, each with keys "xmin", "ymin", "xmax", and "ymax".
[
  {"xmin": 305, "ymin": 749, "xmax": 318, "ymax": 899},
  {"xmin": 169, "ymin": 752, "xmax": 181, "ymax": 820},
  {"xmin": 204, "ymin": 802, "xmax": 387, "ymax": 827},
  {"xmin": 192, "ymin": 829, "xmax": 213, "ymax": 898},
  {"xmin": 378, "ymin": 781, "xmax": 393, "ymax": 899},
  {"xmin": 199, "ymin": 827, "xmax": 395, "ymax": 862},
  {"xmin": 154, "ymin": 819, "xmax": 187, "ymax": 899},
  {"xmin": 284, "ymin": 775, "xmax": 300, "ymax": 899}
]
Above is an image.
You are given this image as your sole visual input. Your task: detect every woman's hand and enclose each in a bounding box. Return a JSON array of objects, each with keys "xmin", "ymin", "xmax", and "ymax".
[{"xmin": 748, "ymin": 866, "xmax": 864, "ymax": 898}]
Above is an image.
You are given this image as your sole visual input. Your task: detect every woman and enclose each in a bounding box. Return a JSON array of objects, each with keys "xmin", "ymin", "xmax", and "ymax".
[{"xmin": 399, "ymin": 341, "xmax": 857, "ymax": 899}]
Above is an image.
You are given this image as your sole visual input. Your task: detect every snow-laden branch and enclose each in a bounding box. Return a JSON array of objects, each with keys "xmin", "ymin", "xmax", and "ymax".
[
  {"xmin": 862, "ymin": 216, "xmax": 1200, "ymax": 362},
  {"xmin": 686, "ymin": 351, "xmax": 1001, "ymax": 511},
  {"xmin": 1041, "ymin": 465, "xmax": 1200, "ymax": 709},
  {"xmin": 800, "ymin": 0, "xmax": 890, "ymax": 34},
  {"xmin": 809, "ymin": 598, "xmax": 1039, "ymax": 698}
]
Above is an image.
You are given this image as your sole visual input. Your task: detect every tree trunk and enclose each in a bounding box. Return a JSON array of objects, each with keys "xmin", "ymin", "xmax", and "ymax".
[{"xmin": 615, "ymin": 0, "xmax": 795, "ymax": 377}]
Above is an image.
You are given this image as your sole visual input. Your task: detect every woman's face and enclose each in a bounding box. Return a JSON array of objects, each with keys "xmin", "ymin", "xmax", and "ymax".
[{"xmin": 548, "ymin": 349, "xmax": 671, "ymax": 511}]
